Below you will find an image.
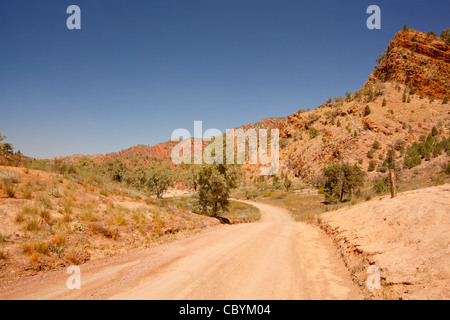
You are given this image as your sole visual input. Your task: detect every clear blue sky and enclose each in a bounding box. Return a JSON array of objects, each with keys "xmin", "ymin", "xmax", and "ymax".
[{"xmin": 1, "ymin": 0, "xmax": 449, "ymax": 158}]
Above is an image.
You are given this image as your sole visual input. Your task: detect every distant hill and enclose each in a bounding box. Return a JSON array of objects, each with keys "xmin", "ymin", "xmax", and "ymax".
[
  {"xmin": 93, "ymin": 117, "xmax": 283, "ymax": 166},
  {"xmin": 51, "ymin": 28, "xmax": 450, "ymax": 183}
]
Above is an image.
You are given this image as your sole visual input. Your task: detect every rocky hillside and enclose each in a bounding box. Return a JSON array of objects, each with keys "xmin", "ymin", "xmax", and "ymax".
[
  {"xmin": 276, "ymin": 28, "xmax": 450, "ymax": 181},
  {"xmin": 95, "ymin": 117, "xmax": 283, "ymax": 166}
]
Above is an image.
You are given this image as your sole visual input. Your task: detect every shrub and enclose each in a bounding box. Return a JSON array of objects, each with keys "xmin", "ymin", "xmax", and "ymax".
[
  {"xmin": 382, "ymin": 98, "xmax": 387, "ymax": 107},
  {"xmin": 382, "ymin": 149, "xmax": 396, "ymax": 170},
  {"xmin": 40, "ymin": 209, "xmax": 52, "ymax": 224},
  {"xmin": 334, "ymin": 96, "xmax": 344, "ymax": 103},
  {"xmin": 0, "ymin": 171, "xmax": 19, "ymax": 198},
  {"xmin": 308, "ymin": 128, "xmax": 321, "ymax": 139},
  {"xmin": 0, "ymin": 171, "xmax": 19, "ymax": 183},
  {"xmin": 368, "ymin": 160, "xmax": 377, "ymax": 172},
  {"xmin": 51, "ymin": 235, "xmax": 66, "ymax": 246},
  {"xmin": 365, "ymin": 86, "xmax": 374, "ymax": 102},
  {"xmin": 20, "ymin": 185, "xmax": 33, "ymax": 199},
  {"xmin": 373, "ymin": 178, "xmax": 389, "ymax": 195},
  {"xmin": 263, "ymin": 191, "xmax": 273, "ymax": 197},
  {"xmin": 378, "ymin": 166, "xmax": 388, "ymax": 173},
  {"xmin": 34, "ymin": 241, "xmax": 50, "ymax": 255},
  {"xmin": 283, "ymin": 178, "xmax": 292, "ymax": 191},
  {"xmin": 404, "ymin": 142, "xmax": 422, "ymax": 169},
  {"xmin": 244, "ymin": 189, "xmax": 257, "ymax": 200},
  {"xmin": 394, "ymin": 140, "xmax": 406, "ymax": 152},
  {"xmin": 441, "ymin": 28, "xmax": 450, "ymax": 44},
  {"xmin": 431, "ymin": 126, "xmax": 438, "ymax": 136},
  {"xmin": 24, "ymin": 218, "xmax": 40, "ymax": 231},
  {"xmin": 272, "ymin": 190, "xmax": 288, "ymax": 199},
  {"xmin": 372, "ymin": 140, "xmax": 381, "ymax": 150},
  {"xmin": 64, "ymin": 248, "xmax": 89, "ymax": 265},
  {"xmin": 443, "ymin": 97, "xmax": 449, "ymax": 104},
  {"xmin": 38, "ymin": 195, "xmax": 53, "ymax": 210},
  {"xmin": 364, "ymin": 105, "xmax": 371, "ymax": 116},
  {"xmin": 49, "ymin": 186, "xmax": 62, "ymax": 198},
  {"xmin": 431, "ymin": 174, "xmax": 446, "ymax": 186}
]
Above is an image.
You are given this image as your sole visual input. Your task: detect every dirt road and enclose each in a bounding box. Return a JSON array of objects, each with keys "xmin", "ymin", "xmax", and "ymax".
[{"xmin": 0, "ymin": 201, "xmax": 361, "ymax": 300}]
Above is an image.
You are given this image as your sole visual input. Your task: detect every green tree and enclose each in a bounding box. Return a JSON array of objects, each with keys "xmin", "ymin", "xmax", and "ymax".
[
  {"xmin": 404, "ymin": 142, "xmax": 422, "ymax": 169},
  {"xmin": 179, "ymin": 165, "xmax": 201, "ymax": 191},
  {"xmin": 441, "ymin": 28, "xmax": 450, "ymax": 45},
  {"xmin": 345, "ymin": 91, "xmax": 352, "ymax": 101},
  {"xmin": 192, "ymin": 164, "xmax": 239, "ymax": 217},
  {"xmin": 103, "ymin": 159, "xmax": 127, "ymax": 182},
  {"xmin": 145, "ymin": 163, "xmax": 173, "ymax": 199},
  {"xmin": 383, "ymin": 149, "xmax": 396, "ymax": 170},
  {"xmin": 0, "ymin": 133, "xmax": 14, "ymax": 155},
  {"xmin": 125, "ymin": 165, "xmax": 148, "ymax": 189},
  {"xmin": 364, "ymin": 105, "xmax": 371, "ymax": 116},
  {"xmin": 323, "ymin": 163, "xmax": 365, "ymax": 203}
]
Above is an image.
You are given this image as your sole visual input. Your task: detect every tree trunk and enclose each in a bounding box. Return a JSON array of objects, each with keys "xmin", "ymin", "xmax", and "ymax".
[{"xmin": 389, "ymin": 169, "xmax": 397, "ymax": 198}]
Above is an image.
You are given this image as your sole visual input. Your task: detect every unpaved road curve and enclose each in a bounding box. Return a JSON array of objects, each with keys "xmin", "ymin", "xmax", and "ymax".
[{"xmin": 0, "ymin": 201, "xmax": 362, "ymax": 300}]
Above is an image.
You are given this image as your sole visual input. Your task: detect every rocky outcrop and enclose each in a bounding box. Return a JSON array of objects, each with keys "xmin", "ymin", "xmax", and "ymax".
[{"xmin": 369, "ymin": 29, "xmax": 450, "ymax": 98}]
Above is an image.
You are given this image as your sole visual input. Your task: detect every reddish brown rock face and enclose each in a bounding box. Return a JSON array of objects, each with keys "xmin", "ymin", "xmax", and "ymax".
[{"xmin": 369, "ymin": 30, "xmax": 450, "ymax": 98}]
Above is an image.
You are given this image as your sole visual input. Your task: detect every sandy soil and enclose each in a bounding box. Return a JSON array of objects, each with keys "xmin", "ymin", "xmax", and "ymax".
[
  {"xmin": 0, "ymin": 201, "xmax": 361, "ymax": 300},
  {"xmin": 320, "ymin": 184, "xmax": 450, "ymax": 300}
]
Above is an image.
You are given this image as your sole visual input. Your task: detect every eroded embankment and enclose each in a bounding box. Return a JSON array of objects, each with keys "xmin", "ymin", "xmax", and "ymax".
[
  {"xmin": 317, "ymin": 184, "xmax": 450, "ymax": 300},
  {"xmin": 319, "ymin": 222, "xmax": 399, "ymax": 300}
]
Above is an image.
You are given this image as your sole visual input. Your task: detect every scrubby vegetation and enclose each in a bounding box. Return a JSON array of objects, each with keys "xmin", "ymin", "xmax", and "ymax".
[
  {"xmin": 190, "ymin": 164, "xmax": 240, "ymax": 217},
  {"xmin": 403, "ymin": 129, "xmax": 450, "ymax": 169}
]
